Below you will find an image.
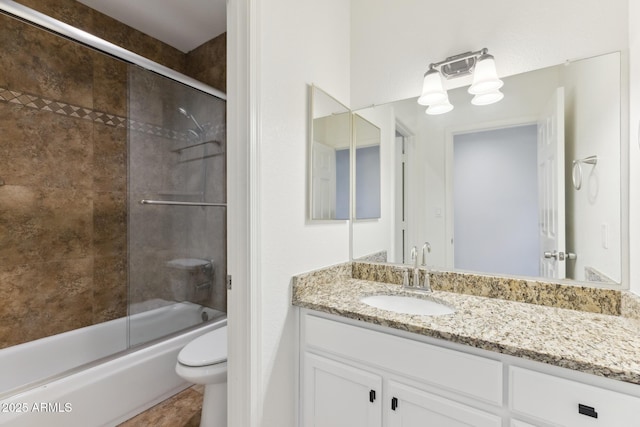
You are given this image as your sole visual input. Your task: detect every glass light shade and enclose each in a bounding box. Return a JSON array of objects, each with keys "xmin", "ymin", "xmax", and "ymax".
[
  {"xmin": 471, "ymin": 90, "xmax": 504, "ymax": 106},
  {"xmin": 425, "ymin": 98, "xmax": 454, "ymax": 115},
  {"xmin": 468, "ymin": 54, "xmax": 504, "ymax": 95},
  {"xmin": 417, "ymin": 68, "xmax": 448, "ymax": 106}
]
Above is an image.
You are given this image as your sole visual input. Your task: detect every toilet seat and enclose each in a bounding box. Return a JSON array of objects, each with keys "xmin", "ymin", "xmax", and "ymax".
[{"xmin": 178, "ymin": 326, "xmax": 227, "ymax": 367}]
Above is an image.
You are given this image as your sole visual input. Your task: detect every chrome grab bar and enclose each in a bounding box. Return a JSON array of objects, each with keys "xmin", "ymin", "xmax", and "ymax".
[{"xmin": 140, "ymin": 200, "xmax": 226, "ymax": 207}]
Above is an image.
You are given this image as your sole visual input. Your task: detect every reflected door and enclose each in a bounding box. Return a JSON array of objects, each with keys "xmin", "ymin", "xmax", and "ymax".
[
  {"xmin": 538, "ymin": 87, "xmax": 566, "ymax": 279},
  {"xmin": 312, "ymin": 142, "xmax": 337, "ymax": 219}
]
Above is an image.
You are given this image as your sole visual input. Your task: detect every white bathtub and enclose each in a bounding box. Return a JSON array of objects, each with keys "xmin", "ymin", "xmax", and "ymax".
[{"xmin": 0, "ymin": 301, "xmax": 226, "ymax": 427}]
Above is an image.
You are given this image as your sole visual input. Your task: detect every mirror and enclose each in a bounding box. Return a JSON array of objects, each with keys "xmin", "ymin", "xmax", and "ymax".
[
  {"xmin": 309, "ymin": 85, "xmax": 351, "ymax": 220},
  {"xmin": 352, "ymin": 52, "xmax": 622, "ymax": 285},
  {"xmin": 353, "ymin": 113, "xmax": 381, "ymax": 219}
]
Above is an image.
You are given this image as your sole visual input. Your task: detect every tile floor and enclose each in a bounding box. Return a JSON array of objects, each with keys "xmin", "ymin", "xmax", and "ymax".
[{"xmin": 118, "ymin": 386, "xmax": 203, "ymax": 427}]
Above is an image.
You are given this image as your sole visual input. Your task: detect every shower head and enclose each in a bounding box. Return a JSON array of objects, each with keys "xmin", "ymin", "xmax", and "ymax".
[{"xmin": 178, "ymin": 107, "xmax": 205, "ymax": 134}]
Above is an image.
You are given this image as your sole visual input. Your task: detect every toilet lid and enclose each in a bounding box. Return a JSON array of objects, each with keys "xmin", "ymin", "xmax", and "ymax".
[{"xmin": 178, "ymin": 326, "xmax": 227, "ymax": 367}]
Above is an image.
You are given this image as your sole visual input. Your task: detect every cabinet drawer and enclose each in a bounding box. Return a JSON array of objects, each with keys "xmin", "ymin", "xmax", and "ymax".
[
  {"xmin": 510, "ymin": 420, "xmax": 537, "ymax": 427},
  {"xmin": 510, "ymin": 367, "xmax": 640, "ymax": 426},
  {"xmin": 388, "ymin": 380, "xmax": 502, "ymax": 427},
  {"xmin": 304, "ymin": 314, "xmax": 503, "ymax": 405}
]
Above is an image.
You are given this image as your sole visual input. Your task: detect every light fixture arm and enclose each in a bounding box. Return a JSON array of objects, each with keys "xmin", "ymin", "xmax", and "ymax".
[{"xmin": 426, "ymin": 48, "xmax": 489, "ymax": 79}]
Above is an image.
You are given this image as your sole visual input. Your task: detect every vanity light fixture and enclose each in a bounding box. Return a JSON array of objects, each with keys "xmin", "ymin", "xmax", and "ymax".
[
  {"xmin": 418, "ymin": 48, "xmax": 504, "ymax": 115},
  {"xmin": 417, "ymin": 66, "xmax": 448, "ymax": 106}
]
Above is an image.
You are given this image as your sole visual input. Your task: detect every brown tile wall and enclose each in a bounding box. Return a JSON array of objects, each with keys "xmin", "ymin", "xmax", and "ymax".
[
  {"xmin": 187, "ymin": 33, "xmax": 227, "ymax": 93},
  {"xmin": 14, "ymin": 0, "xmax": 187, "ymax": 74},
  {"xmin": 14, "ymin": 0, "xmax": 227, "ymax": 92},
  {"xmin": 0, "ymin": 2, "xmax": 226, "ymax": 348}
]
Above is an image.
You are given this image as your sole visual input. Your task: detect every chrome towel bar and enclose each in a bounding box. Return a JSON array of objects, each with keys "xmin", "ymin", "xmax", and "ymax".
[{"xmin": 571, "ymin": 155, "xmax": 598, "ymax": 190}]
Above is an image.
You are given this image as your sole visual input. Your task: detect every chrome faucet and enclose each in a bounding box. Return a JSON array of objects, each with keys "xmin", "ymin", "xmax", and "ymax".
[
  {"xmin": 406, "ymin": 245, "xmax": 432, "ymax": 291},
  {"xmin": 421, "ymin": 242, "xmax": 432, "ymax": 292},
  {"xmin": 411, "ymin": 246, "xmax": 418, "ymax": 269},
  {"xmin": 410, "ymin": 246, "xmax": 420, "ymax": 287},
  {"xmin": 422, "ymin": 269, "xmax": 432, "ymax": 293},
  {"xmin": 421, "ymin": 242, "xmax": 431, "ymax": 266}
]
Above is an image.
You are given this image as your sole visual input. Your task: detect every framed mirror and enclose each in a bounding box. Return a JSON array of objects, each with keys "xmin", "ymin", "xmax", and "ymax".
[
  {"xmin": 309, "ymin": 85, "xmax": 351, "ymax": 221},
  {"xmin": 352, "ymin": 52, "xmax": 622, "ymax": 285}
]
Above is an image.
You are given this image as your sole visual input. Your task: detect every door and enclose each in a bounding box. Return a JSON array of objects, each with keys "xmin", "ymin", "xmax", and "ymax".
[
  {"xmin": 538, "ymin": 87, "xmax": 566, "ymax": 279},
  {"xmin": 395, "ymin": 133, "xmax": 407, "ymax": 263},
  {"xmin": 387, "ymin": 381, "xmax": 501, "ymax": 427},
  {"xmin": 312, "ymin": 142, "xmax": 337, "ymax": 219},
  {"xmin": 303, "ymin": 353, "xmax": 382, "ymax": 427}
]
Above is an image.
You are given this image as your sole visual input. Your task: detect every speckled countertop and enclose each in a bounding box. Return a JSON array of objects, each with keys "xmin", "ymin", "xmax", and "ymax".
[{"xmin": 292, "ymin": 262, "xmax": 640, "ymax": 385}]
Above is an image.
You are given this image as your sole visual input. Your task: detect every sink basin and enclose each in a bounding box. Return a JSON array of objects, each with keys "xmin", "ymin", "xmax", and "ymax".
[{"xmin": 360, "ymin": 295, "xmax": 455, "ymax": 316}]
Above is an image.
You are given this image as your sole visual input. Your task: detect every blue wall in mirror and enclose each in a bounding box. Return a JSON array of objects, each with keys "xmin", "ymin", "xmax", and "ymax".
[{"xmin": 335, "ymin": 146, "xmax": 381, "ymax": 220}]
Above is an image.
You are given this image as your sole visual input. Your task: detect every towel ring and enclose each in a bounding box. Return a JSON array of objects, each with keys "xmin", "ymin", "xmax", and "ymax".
[{"xmin": 571, "ymin": 156, "xmax": 598, "ymax": 190}]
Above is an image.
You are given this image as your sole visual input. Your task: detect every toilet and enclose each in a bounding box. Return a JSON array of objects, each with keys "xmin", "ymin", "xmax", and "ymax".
[{"xmin": 175, "ymin": 325, "xmax": 227, "ymax": 427}]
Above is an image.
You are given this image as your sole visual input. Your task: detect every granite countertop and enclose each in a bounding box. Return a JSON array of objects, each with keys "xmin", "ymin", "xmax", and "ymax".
[{"xmin": 292, "ymin": 262, "xmax": 640, "ymax": 385}]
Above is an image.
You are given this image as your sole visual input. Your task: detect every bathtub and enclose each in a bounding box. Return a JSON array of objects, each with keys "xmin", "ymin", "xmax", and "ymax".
[{"xmin": 0, "ymin": 300, "xmax": 226, "ymax": 427}]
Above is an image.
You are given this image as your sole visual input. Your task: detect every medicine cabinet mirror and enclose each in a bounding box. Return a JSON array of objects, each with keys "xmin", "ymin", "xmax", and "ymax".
[{"xmin": 309, "ymin": 86, "xmax": 383, "ymax": 222}]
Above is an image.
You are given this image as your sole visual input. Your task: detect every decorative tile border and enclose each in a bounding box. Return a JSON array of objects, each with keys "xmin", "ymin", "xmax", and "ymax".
[{"xmin": 0, "ymin": 86, "xmax": 187, "ymax": 141}]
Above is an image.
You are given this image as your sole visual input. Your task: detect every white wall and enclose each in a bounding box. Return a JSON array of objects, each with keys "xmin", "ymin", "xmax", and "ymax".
[
  {"xmin": 257, "ymin": 0, "xmax": 351, "ymax": 425},
  {"xmin": 350, "ymin": 0, "xmax": 628, "ymax": 108},
  {"xmin": 235, "ymin": 0, "xmax": 636, "ymax": 423},
  {"xmin": 629, "ymin": 0, "xmax": 640, "ymax": 293},
  {"xmin": 563, "ymin": 53, "xmax": 622, "ymax": 282}
]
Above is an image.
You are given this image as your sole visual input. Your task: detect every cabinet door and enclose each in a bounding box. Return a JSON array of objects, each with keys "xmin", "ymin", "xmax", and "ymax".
[
  {"xmin": 511, "ymin": 420, "xmax": 538, "ymax": 427},
  {"xmin": 303, "ymin": 353, "xmax": 382, "ymax": 427},
  {"xmin": 387, "ymin": 380, "xmax": 502, "ymax": 427}
]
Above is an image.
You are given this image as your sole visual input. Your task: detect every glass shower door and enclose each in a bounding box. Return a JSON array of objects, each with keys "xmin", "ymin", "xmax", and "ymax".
[{"xmin": 127, "ymin": 65, "xmax": 226, "ymax": 347}]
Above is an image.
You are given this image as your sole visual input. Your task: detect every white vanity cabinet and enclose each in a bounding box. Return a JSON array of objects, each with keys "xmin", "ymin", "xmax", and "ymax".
[
  {"xmin": 510, "ymin": 420, "xmax": 537, "ymax": 427},
  {"xmin": 301, "ymin": 313, "xmax": 503, "ymax": 427},
  {"xmin": 303, "ymin": 351, "xmax": 501, "ymax": 427},
  {"xmin": 300, "ymin": 311, "xmax": 640, "ymax": 427}
]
